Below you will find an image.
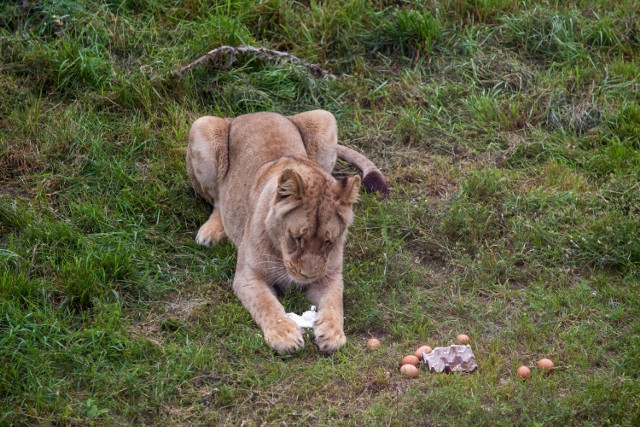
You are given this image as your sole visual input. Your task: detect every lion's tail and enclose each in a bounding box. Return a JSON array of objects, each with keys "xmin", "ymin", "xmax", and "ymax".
[{"xmin": 337, "ymin": 145, "xmax": 389, "ymax": 197}]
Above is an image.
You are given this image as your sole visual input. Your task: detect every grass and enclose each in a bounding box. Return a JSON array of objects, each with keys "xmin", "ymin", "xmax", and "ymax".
[{"xmin": 1, "ymin": 0, "xmax": 639, "ymax": 425}]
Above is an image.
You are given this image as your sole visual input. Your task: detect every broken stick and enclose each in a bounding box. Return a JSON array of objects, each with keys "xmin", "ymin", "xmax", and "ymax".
[{"xmin": 173, "ymin": 45, "xmax": 334, "ymax": 79}]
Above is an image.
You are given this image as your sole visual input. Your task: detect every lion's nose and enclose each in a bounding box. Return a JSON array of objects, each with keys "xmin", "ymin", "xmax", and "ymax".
[{"xmin": 299, "ymin": 266, "xmax": 320, "ymax": 279}]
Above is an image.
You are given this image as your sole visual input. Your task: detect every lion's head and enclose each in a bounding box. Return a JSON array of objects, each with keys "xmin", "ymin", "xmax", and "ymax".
[{"xmin": 265, "ymin": 164, "xmax": 360, "ymax": 284}]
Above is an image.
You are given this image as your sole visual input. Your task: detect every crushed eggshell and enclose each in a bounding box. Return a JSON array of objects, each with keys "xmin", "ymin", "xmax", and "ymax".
[{"xmin": 285, "ymin": 306, "xmax": 317, "ymax": 328}]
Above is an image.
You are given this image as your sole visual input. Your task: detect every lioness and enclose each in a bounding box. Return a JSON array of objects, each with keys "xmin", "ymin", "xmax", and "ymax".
[{"xmin": 186, "ymin": 110, "xmax": 387, "ymax": 354}]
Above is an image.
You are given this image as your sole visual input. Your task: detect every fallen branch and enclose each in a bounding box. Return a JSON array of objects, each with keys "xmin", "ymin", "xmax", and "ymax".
[{"xmin": 173, "ymin": 45, "xmax": 335, "ymax": 79}]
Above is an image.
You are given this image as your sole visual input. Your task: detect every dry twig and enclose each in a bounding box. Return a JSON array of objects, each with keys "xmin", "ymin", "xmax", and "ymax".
[{"xmin": 173, "ymin": 45, "xmax": 335, "ymax": 79}]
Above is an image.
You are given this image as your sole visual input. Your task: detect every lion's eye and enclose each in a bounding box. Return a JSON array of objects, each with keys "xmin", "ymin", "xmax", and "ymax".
[
  {"xmin": 323, "ymin": 239, "xmax": 334, "ymax": 249},
  {"xmin": 293, "ymin": 235, "xmax": 303, "ymax": 248}
]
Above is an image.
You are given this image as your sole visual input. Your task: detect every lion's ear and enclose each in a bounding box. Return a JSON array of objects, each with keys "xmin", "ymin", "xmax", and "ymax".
[
  {"xmin": 277, "ymin": 169, "xmax": 304, "ymax": 201},
  {"xmin": 338, "ymin": 175, "xmax": 361, "ymax": 205}
]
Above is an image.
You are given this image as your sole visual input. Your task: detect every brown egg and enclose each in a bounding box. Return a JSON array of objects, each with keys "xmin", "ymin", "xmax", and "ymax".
[
  {"xmin": 415, "ymin": 345, "xmax": 433, "ymax": 359},
  {"xmin": 401, "ymin": 355, "xmax": 420, "ymax": 367},
  {"xmin": 517, "ymin": 365, "xmax": 531, "ymax": 379},
  {"xmin": 366, "ymin": 338, "xmax": 381, "ymax": 351},
  {"xmin": 400, "ymin": 364, "xmax": 419, "ymax": 378},
  {"xmin": 537, "ymin": 358, "xmax": 554, "ymax": 370},
  {"xmin": 457, "ymin": 334, "xmax": 470, "ymax": 345}
]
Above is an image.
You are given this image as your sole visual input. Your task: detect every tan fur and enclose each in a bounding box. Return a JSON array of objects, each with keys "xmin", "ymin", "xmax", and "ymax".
[{"xmin": 187, "ymin": 110, "xmax": 382, "ymax": 354}]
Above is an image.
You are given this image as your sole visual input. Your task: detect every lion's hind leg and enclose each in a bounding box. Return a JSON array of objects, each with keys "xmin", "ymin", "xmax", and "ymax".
[
  {"xmin": 187, "ymin": 116, "xmax": 230, "ymax": 246},
  {"xmin": 287, "ymin": 110, "xmax": 338, "ymax": 173}
]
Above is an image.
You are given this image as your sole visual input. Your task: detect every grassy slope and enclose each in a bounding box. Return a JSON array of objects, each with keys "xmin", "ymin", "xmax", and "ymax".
[{"xmin": 1, "ymin": 0, "xmax": 639, "ymax": 425}]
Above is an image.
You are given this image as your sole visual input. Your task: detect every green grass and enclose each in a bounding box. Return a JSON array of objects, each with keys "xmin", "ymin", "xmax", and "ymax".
[{"xmin": 1, "ymin": 0, "xmax": 639, "ymax": 425}]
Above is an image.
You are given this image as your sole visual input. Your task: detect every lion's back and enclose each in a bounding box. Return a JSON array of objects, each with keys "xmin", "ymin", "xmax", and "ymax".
[{"xmin": 220, "ymin": 112, "xmax": 308, "ymax": 245}]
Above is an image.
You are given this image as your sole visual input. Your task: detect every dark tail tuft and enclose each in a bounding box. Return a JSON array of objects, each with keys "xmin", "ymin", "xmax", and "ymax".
[{"xmin": 362, "ymin": 171, "xmax": 389, "ymax": 198}]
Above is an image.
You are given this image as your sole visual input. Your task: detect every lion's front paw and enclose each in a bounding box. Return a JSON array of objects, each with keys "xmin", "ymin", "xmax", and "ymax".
[
  {"xmin": 313, "ymin": 316, "xmax": 346, "ymax": 353},
  {"xmin": 264, "ymin": 317, "xmax": 305, "ymax": 355},
  {"xmin": 195, "ymin": 221, "xmax": 225, "ymax": 246}
]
